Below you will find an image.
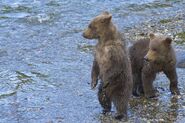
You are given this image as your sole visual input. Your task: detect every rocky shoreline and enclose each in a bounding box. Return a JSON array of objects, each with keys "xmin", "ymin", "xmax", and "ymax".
[{"xmin": 122, "ymin": 11, "xmax": 185, "ymax": 68}]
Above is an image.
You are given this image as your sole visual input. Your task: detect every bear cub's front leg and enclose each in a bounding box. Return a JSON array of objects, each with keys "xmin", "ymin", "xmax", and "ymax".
[{"xmin": 91, "ymin": 60, "xmax": 99, "ymax": 89}]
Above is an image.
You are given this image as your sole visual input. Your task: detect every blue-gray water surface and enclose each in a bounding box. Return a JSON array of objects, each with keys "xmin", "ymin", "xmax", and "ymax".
[{"xmin": 1, "ymin": 0, "xmax": 185, "ymax": 123}]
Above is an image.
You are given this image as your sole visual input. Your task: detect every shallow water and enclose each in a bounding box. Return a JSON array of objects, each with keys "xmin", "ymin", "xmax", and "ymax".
[{"xmin": 0, "ymin": 0, "xmax": 185, "ymax": 123}]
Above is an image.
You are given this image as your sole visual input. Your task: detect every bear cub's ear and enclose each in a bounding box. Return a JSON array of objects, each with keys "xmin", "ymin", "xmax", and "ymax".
[
  {"xmin": 100, "ymin": 12, "xmax": 112, "ymax": 24},
  {"xmin": 164, "ymin": 37, "xmax": 172, "ymax": 45},
  {"xmin": 102, "ymin": 11, "xmax": 110, "ymax": 15},
  {"xmin": 149, "ymin": 33, "xmax": 155, "ymax": 40}
]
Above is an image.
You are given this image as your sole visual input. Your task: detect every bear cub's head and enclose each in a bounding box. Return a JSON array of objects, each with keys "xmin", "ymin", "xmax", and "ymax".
[
  {"xmin": 83, "ymin": 12, "xmax": 112, "ymax": 39},
  {"xmin": 144, "ymin": 33, "xmax": 173, "ymax": 63}
]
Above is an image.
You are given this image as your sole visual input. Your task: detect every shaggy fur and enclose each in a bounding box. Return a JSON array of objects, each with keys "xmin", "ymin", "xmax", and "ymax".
[
  {"xmin": 83, "ymin": 12, "xmax": 133, "ymax": 120},
  {"xmin": 129, "ymin": 33, "xmax": 180, "ymax": 98}
]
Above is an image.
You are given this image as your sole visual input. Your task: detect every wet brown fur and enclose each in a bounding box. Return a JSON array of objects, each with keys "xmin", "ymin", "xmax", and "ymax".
[
  {"xmin": 129, "ymin": 33, "xmax": 180, "ymax": 98},
  {"xmin": 83, "ymin": 12, "xmax": 133, "ymax": 119}
]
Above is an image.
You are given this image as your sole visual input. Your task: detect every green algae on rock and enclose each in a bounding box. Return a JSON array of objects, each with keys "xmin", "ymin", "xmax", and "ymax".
[{"xmin": 160, "ymin": 19, "xmax": 172, "ymax": 24}]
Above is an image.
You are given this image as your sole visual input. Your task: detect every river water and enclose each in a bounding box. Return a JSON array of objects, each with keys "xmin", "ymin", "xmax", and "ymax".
[{"xmin": 0, "ymin": 0, "xmax": 185, "ymax": 123}]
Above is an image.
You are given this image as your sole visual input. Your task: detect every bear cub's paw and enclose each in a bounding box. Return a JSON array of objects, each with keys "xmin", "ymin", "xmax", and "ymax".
[{"xmin": 145, "ymin": 89, "xmax": 159, "ymax": 98}]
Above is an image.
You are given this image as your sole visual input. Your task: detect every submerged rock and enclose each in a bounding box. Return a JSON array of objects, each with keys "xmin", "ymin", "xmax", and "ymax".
[{"xmin": 0, "ymin": 49, "xmax": 8, "ymax": 57}]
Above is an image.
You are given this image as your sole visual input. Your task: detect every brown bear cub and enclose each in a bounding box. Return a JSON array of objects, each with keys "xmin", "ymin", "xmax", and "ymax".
[
  {"xmin": 129, "ymin": 33, "xmax": 180, "ymax": 98},
  {"xmin": 83, "ymin": 12, "xmax": 133, "ymax": 120}
]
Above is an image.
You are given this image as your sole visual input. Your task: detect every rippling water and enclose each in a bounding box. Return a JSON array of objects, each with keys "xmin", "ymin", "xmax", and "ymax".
[{"xmin": 0, "ymin": 0, "xmax": 185, "ymax": 123}]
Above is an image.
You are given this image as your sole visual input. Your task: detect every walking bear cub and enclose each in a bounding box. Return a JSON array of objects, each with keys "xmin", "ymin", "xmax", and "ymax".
[
  {"xmin": 129, "ymin": 33, "xmax": 180, "ymax": 98},
  {"xmin": 83, "ymin": 12, "xmax": 133, "ymax": 120}
]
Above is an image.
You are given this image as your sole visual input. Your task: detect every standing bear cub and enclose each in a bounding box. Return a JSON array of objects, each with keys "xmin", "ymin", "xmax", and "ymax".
[
  {"xmin": 129, "ymin": 33, "xmax": 180, "ymax": 98},
  {"xmin": 83, "ymin": 12, "xmax": 133, "ymax": 120}
]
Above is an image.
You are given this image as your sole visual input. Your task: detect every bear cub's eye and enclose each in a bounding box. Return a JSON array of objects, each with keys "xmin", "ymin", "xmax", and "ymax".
[
  {"xmin": 88, "ymin": 24, "xmax": 93, "ymax": 29},
  {"xmin": 88, "ymin": 24, "xmax": 96, "ymax": 30},
  {"xmin": 152, "ymin": 48, "xmax": 157, "ymax": 52}
]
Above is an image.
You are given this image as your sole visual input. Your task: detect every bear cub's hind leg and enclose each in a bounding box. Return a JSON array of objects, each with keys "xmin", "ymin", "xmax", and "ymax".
[
  {"xmin": 132, "ymin": 72, "xmax": 144, "ymax": 96},
  {"xmin": 98, "ymin": 84, "xmax": 111, "ymax": 114}
]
